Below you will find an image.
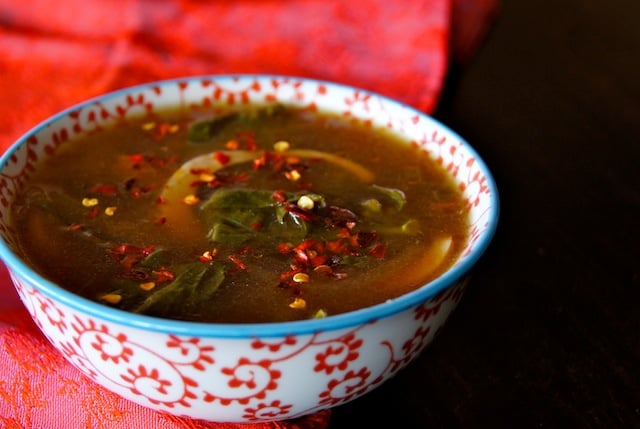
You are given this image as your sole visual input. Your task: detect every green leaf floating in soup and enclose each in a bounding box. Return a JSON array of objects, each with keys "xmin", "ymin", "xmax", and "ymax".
[{"xmin": 10, "ymin": 105, "xmax": 468, "ymax": 323}]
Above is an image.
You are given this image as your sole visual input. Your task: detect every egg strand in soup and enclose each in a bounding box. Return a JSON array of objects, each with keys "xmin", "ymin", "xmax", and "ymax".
[{"xmin": 10, "ymin": 105, "xmax": 469, "ymax": 323}]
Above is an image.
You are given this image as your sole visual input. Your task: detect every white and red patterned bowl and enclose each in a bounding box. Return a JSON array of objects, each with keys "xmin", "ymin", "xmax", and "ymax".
[{"xmin": 0, "ymin": 75, "xmax": 498, "ymax": 423}]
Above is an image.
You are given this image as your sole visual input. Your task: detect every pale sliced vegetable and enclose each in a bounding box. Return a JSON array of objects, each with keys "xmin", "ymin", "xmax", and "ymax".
[
  {"xmin": 403, "ymin": 235, "xmax": 453, "ymax": 287},
  {"xmin": 284, "ymin": 149, "xmax": 374, "ymax": 183}
]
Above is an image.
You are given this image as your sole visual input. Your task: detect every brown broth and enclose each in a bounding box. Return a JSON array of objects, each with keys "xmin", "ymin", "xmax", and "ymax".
[{"xmin": 10, "ymin": 106, "xmax": 469, "ymax": 323}]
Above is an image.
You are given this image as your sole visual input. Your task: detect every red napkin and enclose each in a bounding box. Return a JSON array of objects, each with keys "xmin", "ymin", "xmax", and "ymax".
[{"xmin": 0, "ymin": 1, "xmax": 497, "ymax": 427}]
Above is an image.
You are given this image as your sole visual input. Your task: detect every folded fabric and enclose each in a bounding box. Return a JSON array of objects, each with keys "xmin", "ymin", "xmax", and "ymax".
[{"xmin": 0, "ymin": 0, "xmax": 497, "ymax": 427}]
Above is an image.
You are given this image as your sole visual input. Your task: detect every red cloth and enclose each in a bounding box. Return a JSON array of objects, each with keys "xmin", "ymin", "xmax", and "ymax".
[{"xmin": 0, "ymin": 1, "xmax": 497, "ymax": 427}]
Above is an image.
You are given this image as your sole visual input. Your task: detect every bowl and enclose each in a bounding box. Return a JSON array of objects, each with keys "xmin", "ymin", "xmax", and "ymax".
[{"xmin": 0, "ymin": 75, "xmax": 498, "ymax": 422}]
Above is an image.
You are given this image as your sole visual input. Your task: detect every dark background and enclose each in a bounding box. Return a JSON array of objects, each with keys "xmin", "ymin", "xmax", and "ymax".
[{"xmin": 329, "ymin": 0, "xmax": 640, "ymax": 427}]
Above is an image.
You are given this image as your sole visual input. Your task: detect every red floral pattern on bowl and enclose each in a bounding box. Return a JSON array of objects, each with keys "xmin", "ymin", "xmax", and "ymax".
[{"xmin": 0, "ymin": 75, "xmax": 498, "ymax": 423}]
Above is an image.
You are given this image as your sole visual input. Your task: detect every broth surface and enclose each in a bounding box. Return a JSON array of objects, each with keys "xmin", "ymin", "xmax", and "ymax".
[{"xmin": 11, "ymin": 105, "xmax": 469, "ymax": 323}]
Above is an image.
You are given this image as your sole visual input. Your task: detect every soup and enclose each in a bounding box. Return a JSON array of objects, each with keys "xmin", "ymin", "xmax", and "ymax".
[{"xmin": 10, "ymin": 105, "xmax": 469, "ymax": 323}]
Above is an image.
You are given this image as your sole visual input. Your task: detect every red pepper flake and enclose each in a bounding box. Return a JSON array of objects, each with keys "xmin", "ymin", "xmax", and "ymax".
[
  {"xmin": 283, "ymin": 203, "xmax": 318, "ymax": 222},
  {"xmin": 128, "ymin": 153, "xmax": 144, "ymax": 163},
  {"xmin": 147, "ymin": 122, "xmax": 181, "ymax": 141},
  {"xmin": 325, "ymin": 206, "xmax": 359, "ymax": 230},
  {"xmin": 91, "ymin": 184, "xmax": 118, "ymax": 196},
  {"xmin": 236, "ymin": 245, "xmax": 251, "ymax": 256},
  {"xmin": 110, "ymin": 244, "xmax": 155, "ymax": 269},
  {"xmin": 127, "ymin": 154, "xmax": 144, "ymax": 168},
  {"xmin": 155, "ymin": 216, "xmax": 167, "ymax": 225},
  {"xmin": 252, "ymin": 157, "xmax": 264, "ymax": 171},
  {"xmin": 277, "ymin": 242, "xmax": 292, "ymax": 254},
  {"xmin": 296, "ymin": 182, "xmax": 314, "ymax": 191},
  {"xmin": 235, "ymin": 130, "xmax": 257, "ymax": 151},
  {"xmin": 156, "ymin": 123, "xmax": 170, "ymax": 138},
  {"xmin": 214, "ymin": 151, "xmax": 231, "ymax": 165},
  {"xmin": 337, "ymin": 228, "xmax": 351, "ymax": 238},
  {"xmin": 250, "ymin": 221, "xmax": 263, "ymax": 230},
  {"xmin": 188, "ymin": 167, "xmax": 209, "ymax": 175},
  {"xmin": 228, "ymin": 254, "xmax": 247, "ymax": 270},
  {"xmin": 86, "ymin": 206, "xmax": 100, "ymax": 219},
  {"xmin": 271, "ymin": 190, "xmax": 287, "ymax": 203},
  {"xmin": 152, "ymin": 268, "xmax": 175, "ymax": 283},
  {"xmin": 147, "ymin": 156, "xmax": 168, "ymax": 169},
  {"xmin": 199, "ymin": 248, "xmax": 218, "ymax": 262},
  {"xmin": 245, "ymin": 137, "xmax": 257, "ymax": 151},
  {"xmin": 155, "ymin": 196, "xmax": 166, "ymax": 205},
  {"xmin": 292, "ymin": 248, "xmax": 309, "ymax": 265},
  {"xmin": 325, "ymin": 239, "xmax": 345, "ymax": 254},
  {"xmin": 297, "ymin": 239, "xmax": 316, "ymax": 251},
  {"xmin": 225, "ymin": 139, "xmax": 239, "ymax": 150},
  {"xmin": 368, "ymin": 243, "xmax": 386, "ymax": 259},
  {"xmin": 68, "ymin": 223, "xmax": 83, "ymax": 231},
  {"xmin": 279, "ymin": 266, "xmax": 303, "ymax": 281},
  {"xmin": 234, "ymin": 172, "xmax": 251, "ymax": 183},
  {"xmin": 111, "ymin": 244, "xmax": 155, "ymax": 257},
  {"xmin": 310, "ymin": 254, "xmax": 328, "ymax": 267}
]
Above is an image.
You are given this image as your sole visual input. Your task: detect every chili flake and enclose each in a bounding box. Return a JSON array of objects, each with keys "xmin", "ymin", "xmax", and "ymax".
[
  {"xmin": 214, "ymin": 151, "xmax": 231, "ymax": 165},
  {"xmin": 369, "ymin": 243, "xmax": 386, "ymax": 258},
  {"xmin": 225, "ymin": 139, "xmax": 240, "ymax": 150},
  {"xmin": 90, "ymin": 184, "xmax": 118, "ymax": 196},
  {"xmin": 86, "ymin": 206, "xmax": 100, "ymax": 219},
  {"xmin": 228, "ymin": 254, "xmax": 247, "ymax": 270},
  {"xmin": 127, "ymin": 154, "xmax": 145, "ymax": 165},
  {"xmin": 199, "ymin": 249, "xmax": 218, "ymax": 262}
]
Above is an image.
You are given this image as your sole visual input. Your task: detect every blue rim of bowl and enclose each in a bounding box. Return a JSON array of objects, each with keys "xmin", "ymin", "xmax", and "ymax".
[{"xmin": 0, "ymin": 74, "xmax": 500, "ymax": 338}]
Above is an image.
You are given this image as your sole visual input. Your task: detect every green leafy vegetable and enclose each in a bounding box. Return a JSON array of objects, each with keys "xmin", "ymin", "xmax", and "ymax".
[
  {"xmin": 133, "ymin": 262, "xmax": 225, "ymax": 317},
  {"xmin": 200, "ymin": 188, "xmax": 311, "ymax": 245},
  {"xmin": 188, "ymin": 113, "xmax": 239, "ymax": 142},
  {"xmin": 370, "ymin": 184, "xmax": 407, "ymax": 211},
  {"xmin": 188, "ymin": 104, "xmax": 288, "ymax": 142}
]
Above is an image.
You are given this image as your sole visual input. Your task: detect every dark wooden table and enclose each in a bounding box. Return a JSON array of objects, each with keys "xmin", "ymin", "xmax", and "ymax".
[{"xmin": 329, "ymin": 0, "xmax": 640, "ymax": 427}]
